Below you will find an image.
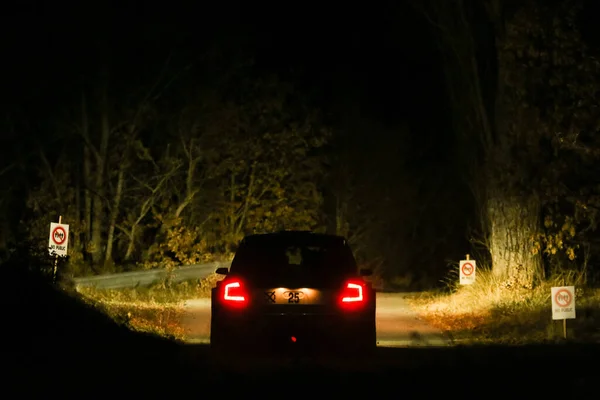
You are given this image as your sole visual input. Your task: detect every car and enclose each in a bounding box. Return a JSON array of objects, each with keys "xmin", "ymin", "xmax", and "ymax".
[{"xmin": 210, "ymin": 231, "xmax": 376, "ymax": 356}]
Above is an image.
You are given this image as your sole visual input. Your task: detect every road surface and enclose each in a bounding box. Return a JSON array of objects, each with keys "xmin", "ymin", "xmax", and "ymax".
[{"xmin": 182, "ymin": 292, "xmax": 450, "ymax": 347}]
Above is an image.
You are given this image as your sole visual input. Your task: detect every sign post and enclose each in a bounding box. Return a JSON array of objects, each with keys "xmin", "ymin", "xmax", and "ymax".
[
  {"xmin": 48, "ymin": 216, "xmax": 69, "ymax": 284},
  {"xmin": 551, "ymin": 286, "xmax": 576, "ymax": 339},
  {"xmin": 459, "ymin": 254, "xmax": 476, "ymax": 285}
]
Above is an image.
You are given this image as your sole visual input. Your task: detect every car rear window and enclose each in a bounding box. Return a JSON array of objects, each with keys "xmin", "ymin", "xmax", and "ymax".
[{"xmin": 229, "ymin": 237, "xmax": 357, "ymax": 280}]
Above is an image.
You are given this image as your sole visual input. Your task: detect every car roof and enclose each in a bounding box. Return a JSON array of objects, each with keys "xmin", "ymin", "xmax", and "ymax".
[{"xmin": 240, "ymin": 231, "xmax": 348, "ymax": 247}]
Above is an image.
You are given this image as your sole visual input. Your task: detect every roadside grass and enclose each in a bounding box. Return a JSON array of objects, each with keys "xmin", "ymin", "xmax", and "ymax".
[
  {"xmin": 77, "ymin": 273, "xmax": 223, "ymax": 303},
  {"xmin": 79, "ymin": 295, "xmax": 187, "ymax": 341},
  {"xmin": 408, "ymin": 269, "xmax": 600, "ymax": 344},
  {"xmin": 76, "ymin": 273, "xmax": 224, "ymax": 340}
]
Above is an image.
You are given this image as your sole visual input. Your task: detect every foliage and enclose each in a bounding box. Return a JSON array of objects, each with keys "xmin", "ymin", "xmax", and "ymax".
[
  {"xmin": 496, "ymin": 0, "xmax": 600, "ymax": 277},
  {"xmin": 138, "ymin": 75, "xmax": 331, "ymax": 269},
  {"xmin": 409, "ymin": 267, "xmax": 600, "ymax": 344},
  {"xmin": 419, "ymin": 0, "xmax": 600, "ymax": 284},
  {"xmin": 11, "ymin": 0, "xmax": 600, "ymax": 292},
  {"xmin": 25, "ymin": 157, "xmax": 89, "ymax": 275},
  {"xmin": 17, "ymin": 50, "xmax": 333, "ymax": 275}
]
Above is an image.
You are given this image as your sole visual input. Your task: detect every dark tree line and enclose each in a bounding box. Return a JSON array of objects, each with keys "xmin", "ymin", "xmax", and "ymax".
[
  {"xmin": 0, "ymin": 7, "xmax": 465, "ymax": 289},
  {"xmin": 2, "ymin": 0, "xmax": 598, "ymax": 289}
]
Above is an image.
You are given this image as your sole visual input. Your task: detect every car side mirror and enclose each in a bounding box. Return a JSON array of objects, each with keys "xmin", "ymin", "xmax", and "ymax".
[
  {"xmin": 215, "ymin": 267, "xmax": 229, "ymax": 275},
  {"xmin": 359, "ymin": 268, "xmax": 372, "ymax": 277}
]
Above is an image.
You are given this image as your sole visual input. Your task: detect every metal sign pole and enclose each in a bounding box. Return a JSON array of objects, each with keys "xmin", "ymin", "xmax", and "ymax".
[{"xmin": 52, "ymin": 215, "xmax": 62, "ymax": 284}]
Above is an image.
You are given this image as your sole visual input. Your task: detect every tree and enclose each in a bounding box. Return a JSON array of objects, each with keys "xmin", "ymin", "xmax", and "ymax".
[
  {"xmin": 130, "ymin": 70, "xmax": 332, "ymax": 268},
  {"xmin": 196, "ymin": 75, "xmax": 331, "ymax": 252},
  {"xmin": 492, "ymin": 0, "xmax": 600, "ymax": 281},
  {"xmin": 116, "ymin": 144, "xmax": 182, "ymax": 264},
  {"xmin": 419, "ymin": 0, "xmax": 600, "ymax": 287},
  {"xmin": 24, "ymin": 150, "xmax": 86, "ymax": 275}
]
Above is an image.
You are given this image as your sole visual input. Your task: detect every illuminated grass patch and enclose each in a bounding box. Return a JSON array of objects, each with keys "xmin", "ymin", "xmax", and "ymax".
[
  {"xmin": 408, "ymin": 269, "xmax": 600, "ymax": 344},
  {"xmin": 77, "ymin": 273, "xmax": 224, "ymax": 340}
]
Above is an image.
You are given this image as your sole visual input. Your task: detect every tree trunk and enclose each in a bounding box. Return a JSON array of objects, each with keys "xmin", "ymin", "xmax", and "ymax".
[
  {"xmin": 105, "ymin": 167, "xmax": 124, "ymax": 265},
  {"xmin": 484, "ymin": 1, "xmax": 543, "ymax": 285},
  {"xmin": 124, "ymin": 194, "xmax": 157, "ymax": 261},
  {"xmin": 91, "ymin": 68, "xmax": 110, "ymax": 266},
  {"xmin": 487, "ymin": 190, "xmax": 542, "ymax": 288},
  {"xmin": 82, "ymin": 91, "xmax": 92, "ymax": 254},
  {"xmin": 72, "ymin": 179, "xmax": 83, "ymax": 264},
  {"xmin": 124, "ymin": 225, "xmax": 136, "ymax": 261},
  {"xmin": 174, "ymin": 150, "xmax": 198, "ymax": 219}
]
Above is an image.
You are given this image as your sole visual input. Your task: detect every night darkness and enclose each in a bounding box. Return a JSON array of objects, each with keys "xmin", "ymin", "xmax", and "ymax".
[
  {"xmin": 1, "ymin": 0, "xmax": 468, "ymax": 287},
  {"xmin": 4, "ymin": 1, "xmax": 600, "ymax": 396},
  {"xmin": 1, "ymin": 1, "xmax": 600, "ymax": 287}
]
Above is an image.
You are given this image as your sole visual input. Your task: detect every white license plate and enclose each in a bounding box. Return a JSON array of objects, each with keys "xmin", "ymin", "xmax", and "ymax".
[{"xmin": 260, "ymin": 288, "xmax": 323, "ymax": 305}]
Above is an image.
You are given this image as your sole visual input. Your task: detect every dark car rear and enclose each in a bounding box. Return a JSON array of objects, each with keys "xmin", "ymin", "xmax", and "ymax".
[{"xmin": 210, "ymin": 231, "xmax": 376, "ymax": 355}]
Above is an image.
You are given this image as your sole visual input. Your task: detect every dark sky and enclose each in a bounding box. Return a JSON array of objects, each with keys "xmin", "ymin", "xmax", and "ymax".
[
  {"xmin": 239, "ymin": 2, "xmax": 446, "ymax": 152},
  {"xmin": 3, "ymin": 1, "xmax": 599, "ymax": 159},
  {"xmin": 0, "ymin": 1, "xmax": 444, "ymax": 148}
]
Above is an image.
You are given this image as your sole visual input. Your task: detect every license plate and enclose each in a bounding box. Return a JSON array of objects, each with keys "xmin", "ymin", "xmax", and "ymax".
[{"xmin": 261, "ymin": 288, "xmax": 322, "ymax": 305}]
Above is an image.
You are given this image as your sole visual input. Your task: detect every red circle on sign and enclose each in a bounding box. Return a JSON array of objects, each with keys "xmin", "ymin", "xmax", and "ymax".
[
  {"xmin": 554, "ymin": 289, "xmax": 572, "ymax": 308},
  {"xmin": 461, "ymin": 262, "xmax": 474, "ymax": 276},
  {"xmin": 52, "ymin": 226, "xmax": 66, "ymax": 245}
]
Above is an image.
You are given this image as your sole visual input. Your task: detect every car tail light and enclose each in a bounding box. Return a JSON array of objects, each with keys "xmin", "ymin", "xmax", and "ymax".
[
  {"xmin": 341, "ymin": 282, "xmax": 364, "ymax": 302},
  {"xmin": 221, "ymin": 279, "xmax": 248, "ymax": 306},
  {"xmin": 339, "ymin": 279, "xmax": 367, "ymax": 309}
]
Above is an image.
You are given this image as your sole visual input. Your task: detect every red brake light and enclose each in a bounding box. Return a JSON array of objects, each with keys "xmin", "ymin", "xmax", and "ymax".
[
  {"xmin": 341, "ymin": 282, "xmax": 364, "ymax": 302},
  {"xmin": 222, "ymin": 279, "xmax": 247, "ymax": 305},
  {"xmin": 339, "ymin": 280, "xmax": 367, "ymax": 310},
  {"xmin": 341, "ymin": 281, "xmax": 364, "ymax": 303}
]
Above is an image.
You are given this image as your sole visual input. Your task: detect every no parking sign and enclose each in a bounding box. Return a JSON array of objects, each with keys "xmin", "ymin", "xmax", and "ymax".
[
  {"xmin": 49, "ymin": 222, "xmax": 69, "ymax": 256},
  {"xmin": 551, "ymin": 285, "xmax": 576, "ymax": 339},
  {"xmin": 459, "ymin": 258, "xmax": 476, "ymax": 285},
  {"xmin": 551, "ymin": 286, "xmax": 576, "ymax": 320}
]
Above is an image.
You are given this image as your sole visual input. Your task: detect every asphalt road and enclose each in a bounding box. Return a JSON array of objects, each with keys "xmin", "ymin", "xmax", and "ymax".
[{"xmin": 182, "ymin": 292, "xmax": 450, "ymax": 347}]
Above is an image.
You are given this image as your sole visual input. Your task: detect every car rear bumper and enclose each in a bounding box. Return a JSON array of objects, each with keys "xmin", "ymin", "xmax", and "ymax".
[{"xmin": 211, "ymin": 307, "xmax": 375, "ymax": 351}]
